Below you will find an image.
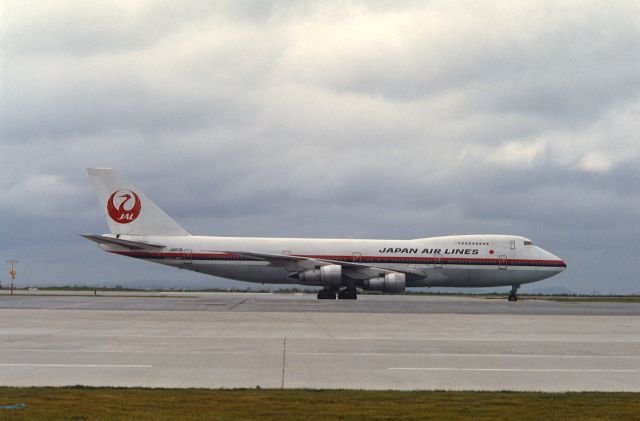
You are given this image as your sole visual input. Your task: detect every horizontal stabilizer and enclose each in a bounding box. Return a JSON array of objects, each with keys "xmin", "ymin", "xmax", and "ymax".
[{"xmin": 81, "ymin": 234, "xmax": 165, "ymax": 250}]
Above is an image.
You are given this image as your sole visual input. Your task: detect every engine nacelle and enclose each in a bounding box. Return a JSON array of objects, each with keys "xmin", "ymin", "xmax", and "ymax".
[
  {"xmin": 363, "ymin": 272, "xmax": 406, "ymax": 293},
  {"xmin": 297, "ymin": 264, "xmax": 342, "ymax": 286}
]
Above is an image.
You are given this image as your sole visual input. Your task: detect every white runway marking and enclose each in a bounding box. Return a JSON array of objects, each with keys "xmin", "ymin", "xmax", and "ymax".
[
  {"xmin": 0, "ymin": 364, "xmax": 152, "ymax": 368},
  {"xmin": 292, "ymin": 352, "xmax": 640, "ymax": 359},
  {"xmin": 388, "ymin": 368, "xmax": 639, "ymax": 373}
]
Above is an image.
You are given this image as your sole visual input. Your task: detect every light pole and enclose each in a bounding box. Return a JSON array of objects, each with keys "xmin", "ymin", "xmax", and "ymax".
[{"xmin": 7, "ymin": 259, "xmax": 18, "ymax": 295}]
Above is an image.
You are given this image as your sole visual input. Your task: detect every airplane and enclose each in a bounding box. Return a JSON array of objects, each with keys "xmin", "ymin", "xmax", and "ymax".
[{"xmin": 83, "ymin": 168, "xmax": 566, "ymax": 301}]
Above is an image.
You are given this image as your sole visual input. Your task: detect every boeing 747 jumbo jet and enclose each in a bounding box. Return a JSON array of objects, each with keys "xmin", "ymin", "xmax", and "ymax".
[{"xmin": 84, "ymin": 169, "xmax": 566, "ymax": 300}]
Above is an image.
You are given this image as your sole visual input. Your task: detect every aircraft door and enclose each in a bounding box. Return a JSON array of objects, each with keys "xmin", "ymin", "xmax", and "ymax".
[
  {"xmin": 498, "ymin": 255, "xmax": 507, "ymax": 270},
  {"xmin": 183, "ymin": 249, "xmax": 193, "ymax": 265},
  {"xmin": 353, "ymin": 252, "xmax": 361, "ymax": 263},
  {"xmin": 434, "ymin": 253, "xmax": 442, "ymax": 269}
]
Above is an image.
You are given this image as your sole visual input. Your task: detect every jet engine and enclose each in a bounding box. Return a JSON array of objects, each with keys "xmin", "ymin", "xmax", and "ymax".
[
  {"xmin": 296, "ymin": 264, "xmax": 342, "ymax": 286},
  {"xmin": 363, "ymin": 272, "xmax": 406, "ymax": 292}
]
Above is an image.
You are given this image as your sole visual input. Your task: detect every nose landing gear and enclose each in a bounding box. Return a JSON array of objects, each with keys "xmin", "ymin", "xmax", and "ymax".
[{"xmin": 508, "ymin": 284, "xmax": 520, "ymax": 302}]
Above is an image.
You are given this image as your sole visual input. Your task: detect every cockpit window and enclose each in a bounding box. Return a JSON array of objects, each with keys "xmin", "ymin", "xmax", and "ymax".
[{"xmin": 524, "ymin": 240, "xmax": 533, "ymax": 246}]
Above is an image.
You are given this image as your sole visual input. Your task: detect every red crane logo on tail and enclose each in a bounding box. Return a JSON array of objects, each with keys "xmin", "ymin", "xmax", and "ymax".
[{"xmin": 107, "ymin": 190, "xmax": 141, "ymax": 224}]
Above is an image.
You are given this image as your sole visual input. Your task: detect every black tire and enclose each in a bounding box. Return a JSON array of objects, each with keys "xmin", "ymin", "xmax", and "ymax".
[
  {"xmin": 338, "ymin": 290, "xmax": 357, "ymax": 300},
  {"xmin": 317, "ymin": 290, "xmax": 336, "ymax": 300}
]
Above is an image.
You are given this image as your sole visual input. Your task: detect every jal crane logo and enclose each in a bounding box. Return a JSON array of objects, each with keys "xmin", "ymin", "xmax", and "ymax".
[{"xmin": 107, "ymin": 190, "xmax": 141, "ymax": 224}]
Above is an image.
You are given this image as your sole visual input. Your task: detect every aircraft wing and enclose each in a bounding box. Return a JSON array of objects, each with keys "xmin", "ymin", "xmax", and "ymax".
[
  {"xmin": 224, "ymin": 251, "xmax": 426, "ymax": 280},
  {"xmin": 318, "ymin": 257, "xmax": 426, "ymax": 280},
  {"xmin": 81, "ymin": 234, "xmax": 166, "ymax": 250},
  {"xmin": 222, "ymin": 251, "xmax": 321, "ymax": 272}
]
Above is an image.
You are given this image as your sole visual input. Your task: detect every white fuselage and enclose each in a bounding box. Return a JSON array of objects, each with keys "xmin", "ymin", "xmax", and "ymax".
[{"xmin": 101, "ymin": 234, "xmax": 566, "ymax": 288}]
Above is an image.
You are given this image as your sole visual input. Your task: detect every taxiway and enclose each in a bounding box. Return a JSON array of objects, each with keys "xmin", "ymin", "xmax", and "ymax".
[{"xmin": 0, "ymin": 292, "xmax": 638, "ymax": 391}]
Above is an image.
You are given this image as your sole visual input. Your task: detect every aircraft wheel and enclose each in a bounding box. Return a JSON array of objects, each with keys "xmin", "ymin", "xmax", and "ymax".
[
  {"xmin": 338, "ymin": 289, "xmax": 357, "ymax": 300},
  {"xmin": 317, "ymin": 289, "xmax": 337, "ymax": 300}
]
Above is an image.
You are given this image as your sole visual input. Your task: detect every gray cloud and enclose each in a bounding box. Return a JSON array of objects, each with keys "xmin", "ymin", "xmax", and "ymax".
[{"xmin": 1, "ymin": 1, "xmax": 639, "ymax": 293}]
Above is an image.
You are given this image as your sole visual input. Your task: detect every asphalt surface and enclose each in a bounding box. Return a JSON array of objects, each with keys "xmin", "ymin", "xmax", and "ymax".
[
  {"xmin": 0, "ymin": 291, "xmax": 638, "ymax": 391},
  {"xmin": 1, "ymin": 290, "xmax": 639, "ymax": 315}
]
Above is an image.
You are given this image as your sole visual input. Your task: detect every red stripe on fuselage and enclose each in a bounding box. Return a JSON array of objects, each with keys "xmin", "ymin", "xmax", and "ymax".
[{"xmin": 109, "ymin": 251, "xmax": 566, "ymax": 267}]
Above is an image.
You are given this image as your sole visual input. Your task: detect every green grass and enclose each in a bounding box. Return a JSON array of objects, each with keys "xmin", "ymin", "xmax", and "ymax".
[{"xmin": 0, "ymin": 388, "xmax": 638, "ymax": 421}]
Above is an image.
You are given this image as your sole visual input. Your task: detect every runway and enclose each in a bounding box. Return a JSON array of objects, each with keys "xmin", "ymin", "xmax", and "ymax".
[{"xmin": 0, "ymin": 292, "xmax": 638, "ymax": 391}]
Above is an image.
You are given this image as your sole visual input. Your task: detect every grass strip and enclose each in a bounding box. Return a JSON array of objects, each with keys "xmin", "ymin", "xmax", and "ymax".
[{"xmin": 0, "ymin": 388, "xmax": 638, "ymax": 421}]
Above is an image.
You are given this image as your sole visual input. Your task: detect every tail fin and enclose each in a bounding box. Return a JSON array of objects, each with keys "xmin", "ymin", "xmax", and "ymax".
[{"xmin": 87, "ymin": 168, "xmax": 190, "ymax": 236}]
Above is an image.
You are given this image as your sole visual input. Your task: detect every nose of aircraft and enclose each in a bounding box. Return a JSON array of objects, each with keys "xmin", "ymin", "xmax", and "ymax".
[{"xmin": 539, "ymin": 247, "xmax": 566, "ymax": 271}]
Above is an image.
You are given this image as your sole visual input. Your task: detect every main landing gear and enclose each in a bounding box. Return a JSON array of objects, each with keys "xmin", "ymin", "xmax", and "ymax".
[
  {"xmin": 317, "ymin": 287, "xmax": 337, "ymax": 299},
  {"xmin": 317, "ymin": 286, "xmax": 358, "ymax": 300},
  {"xmin": 508, "ymin": 284, "xmax": 520, "ymax": 302},
  {"xmin": 337, "ymin": 288, "xmax": 357, "ymax": 300}
]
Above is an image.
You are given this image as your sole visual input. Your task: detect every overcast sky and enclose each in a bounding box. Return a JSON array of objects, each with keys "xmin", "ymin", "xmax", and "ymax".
[{"xmin": 1, "ymin": 1, "xmax": 639, "ymax": 293}]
